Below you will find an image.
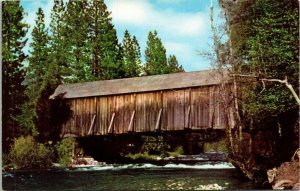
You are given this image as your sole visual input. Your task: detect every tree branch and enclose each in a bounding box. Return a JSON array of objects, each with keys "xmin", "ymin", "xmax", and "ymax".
[{"xmin": 230, "ymin": 74, "xmax": 300, "ymax": 105}]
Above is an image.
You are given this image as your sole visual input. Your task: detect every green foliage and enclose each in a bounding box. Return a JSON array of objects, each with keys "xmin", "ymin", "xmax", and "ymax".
[
  {"xmin": 203, "ymin": 140, "xmax": 228, "ymax": 153},
  {"xmin": 9, "ymin": 136, "xmax": 53, "ymax": 169},
  {"xmin": 144, "ymin": 31, "xmax": 184, "ymax": 75},
  {"xmin": 49, "ymin": 0, "xmax": 68, "ymax": 85},
  {"xmin": 18, "ymin": 8, "xmax": 49, "ymax": 136},
  {"xmin": 127, "ymin": 145, "xmax": 184, "ymax": 160},
  {"xmin": 126, "ymin": 136, "xmax": 173, "ymax": 160},
  {"xmin": 144, "ymin": 31, "xmax": 168, "ymax": 75},
  {"xmin": 126, "ymin": 152, "xmax": 159, "ymax": 161},
  {"xmin": 88, "ymin": 0, "xmax": 121, "ymax": 80},
  {"xmin": 223, "ymin": 0, "xmax": 299, "ymax": 132},
  {"xmin": 121, "ymin": 30, "xmax": 142, "ymax": 77},
  {"xmin": 2, "ymin": 1, "xmax": 29, "ymax": 152},
  {"xmin": 167, "ymin": 55, "xmax": 184, "ymax": 73},
  {"xmin": 3, "ymin": 153, "xmax": 13, "ymax": 170},
  {"xmin": 243, "ymin": 0, "xmax": 298, "ymax": 81},
  {"xmin": 55, "ymin": 137, "xmax": 76, "ymax": 167},
  {"xmin": 64, "ymin": 1, "xmax": 93, "ymax": 83},
  {"xmin": 168, "ymin": 146, "xmax": 184, "ymax": 157},
  {"xmin": 238, "ymin": 0, "xmax": 298, "ymax": 131},
  {"xmin": 141, "ymin": 136, "xmax": 170, "ymax": 157}
]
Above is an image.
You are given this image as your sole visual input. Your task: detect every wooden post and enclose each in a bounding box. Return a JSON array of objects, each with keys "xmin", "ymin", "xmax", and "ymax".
[
  {"xmin": 127, "ymin": 110, "xmax": 135, "ymax": 132},
  {"xmin": 186, "ymin": 105, "xmax": 191, "ymax": 129},
  {"xmin": 108, "ymin": 113, "xmax": 115, "ymax": 134},
  {"xmin": 87, "ymin": 115, "xmax": 96, "ymax": 135},
  {"xmin": 189, "ymin": 88, "xmax": 192, "ymax": 129},
  {"xmin": 155, "ymin": 108, "xmax": 162, "ymax": 131}
]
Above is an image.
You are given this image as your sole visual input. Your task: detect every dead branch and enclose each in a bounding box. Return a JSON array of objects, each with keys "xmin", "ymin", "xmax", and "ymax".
[
  {"xmin": 273, "ymin": 179, "xmax": 294, "ymax": 189},
  {"xmin": 230, "ymin": 74, "xmax": 300, "ymax": 105}
]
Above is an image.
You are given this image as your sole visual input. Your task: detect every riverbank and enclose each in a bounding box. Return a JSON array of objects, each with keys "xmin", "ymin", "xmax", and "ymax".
[
  {"xmin": 68, "ymin": 152, "xmax": 227, "ymax": 168},
  {"xmin": 267, "ymin": 149, "xmax": 300, "ymax": 189}
]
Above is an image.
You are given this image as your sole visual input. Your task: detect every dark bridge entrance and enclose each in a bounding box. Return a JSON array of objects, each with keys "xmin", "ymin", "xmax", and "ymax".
[{"xmin": 77, "ymin": 129, "xmax": 226, "ymax": 163}]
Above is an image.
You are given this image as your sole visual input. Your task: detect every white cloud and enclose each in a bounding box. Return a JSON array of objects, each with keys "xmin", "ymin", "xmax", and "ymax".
[
  {"xmin": 109, "ymin": 1, "xmax": 149, "ymax": 25},
  {"xmin": 165, "ymin": 42, "xmax": 192, "ymax": 56},
  {"xmin": 108, "ymin": 0, "xmax": 207, "ymax": 37}
]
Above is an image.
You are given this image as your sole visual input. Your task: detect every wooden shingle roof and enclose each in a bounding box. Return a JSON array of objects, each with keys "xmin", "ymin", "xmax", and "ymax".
[{"xmin": 50, "ymin": 69, "xmax": 229, "ymax": 99}]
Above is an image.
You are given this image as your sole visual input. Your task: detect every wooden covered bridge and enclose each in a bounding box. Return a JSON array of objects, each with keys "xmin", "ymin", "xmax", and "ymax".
[{"xmin": 50, "ymin": 70, "xmax": 234, "ymax": 137}]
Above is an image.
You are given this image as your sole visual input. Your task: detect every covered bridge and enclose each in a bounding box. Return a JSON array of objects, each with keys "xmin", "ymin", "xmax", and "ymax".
[{"xmin": 50, "ymin": 70, "xmax": 234, "ymax": 137}]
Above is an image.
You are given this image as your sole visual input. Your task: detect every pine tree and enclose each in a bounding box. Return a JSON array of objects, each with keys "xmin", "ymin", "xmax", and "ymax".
[
  {"xmin": 2, "ymin": 1, "xmax": 28, "ymax": 152},
  {"xmin": 121, "ymin": 30, "xmax": 142, "ymax": 78},
  {"xmin": 48, "ymin": 0, "xmax": 67, "ymax": 85},
  {"xmin": 33, "ymin": 0, "xmax": 68, "ymax": 142},
  {"xmin": 144, "ymin": 31, "xmax": 168, "ymax": 75},
  {"xmin": 88, "ymin": 0, "xmax": 121, "ymax": 80},
  {"xmin": 64, "ymin": 1, "xmax": 93, "ymax": 83},
  {"xmin": 167, "ymin": 55, "xmax": 184, "ymax": 73},
  {"xmin": 18, "ymin": 8, "xmax": 49, "ymax": 135}
]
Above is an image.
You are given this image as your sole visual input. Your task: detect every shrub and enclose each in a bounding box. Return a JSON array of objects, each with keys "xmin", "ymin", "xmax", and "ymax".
[
  {"xmin": 168, "ymin": 146, "xmax": 184, "ymax": 157},
  {"xmin": 141, "ymin": 136, "xmax": 170, "ymax": 157},
  {"xmin": 203, "ymin": 139, "xmax": 228, "ymax": 153},
  {"xmin": 55, "ymin": 137, "xmax": 76, "ymax": 167},
  {"xmin": 9, "ymin": 136, "xmax": 52, "ymax": 169},
  {"xmin": 126, "ymin": 152, "xmax": 159, "ymax": 161}
]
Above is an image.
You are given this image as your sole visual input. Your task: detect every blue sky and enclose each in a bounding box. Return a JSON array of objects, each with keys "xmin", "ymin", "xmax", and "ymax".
[{"xmin": 20, "ymin": 0, "xmax": 224, "ymax": 72}]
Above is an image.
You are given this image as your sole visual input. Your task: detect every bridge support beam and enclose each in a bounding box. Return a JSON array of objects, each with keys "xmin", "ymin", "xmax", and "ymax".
[
  {"xmin": 108, "ymin": 113, "xmax": 115, "ymax": 134},
  {"xmin": 127, "ymin": 110, "xmax": 135, "ymax": 132},
  {"xmin": 184, "ymin": 106, "xmax": 191, "ymax": 129},
  {"xmin": 88, "ymin": 114, "xmax": 96, "ymax": 135},
  {"xmin": 155, "ymin": 108, "xmax": 163, "ymax": 131}
]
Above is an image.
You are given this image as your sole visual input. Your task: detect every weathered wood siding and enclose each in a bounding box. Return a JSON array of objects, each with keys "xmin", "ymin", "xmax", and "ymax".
[{"xmin": 61, "ymin": 84, "xmax": 233, "ymax": 137}]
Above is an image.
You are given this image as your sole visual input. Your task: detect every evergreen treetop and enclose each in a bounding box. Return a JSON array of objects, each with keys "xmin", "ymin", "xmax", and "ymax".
[
  {"xmin": 88, "ymin": 0, "xmax": 120, "ymax": 80},
  {"xmin": 121, "ymin": 30, "xmax": 142, "ymax": 78},
  {"xmin": 144, "ymin": 31, "xmax": 168, "ymax": 75},
  {"xmin": 167, "ymin": 55, "xmax": 184, "ymax": 73}
]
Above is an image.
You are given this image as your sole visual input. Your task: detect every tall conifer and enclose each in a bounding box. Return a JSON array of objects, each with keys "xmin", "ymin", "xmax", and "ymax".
[
  {"xmin": 18, "ymin": 8, "xmax": 49, "ymax": 135},
  {"xmin": 167, "ymin": 55, "xmax": 184, "ymax": 73},
  {"xmin": 88, "ymin": 0, "xmax": 120, "ymax": 80},
  {"xmin": 64, "ymin": 1, "xmax": 92, "ymax": 83},
  {"xmin": 48, "ymin": 0, "xmax": 67, "ymax": 85},
  {"xmin": 144, "ymin": 31, "xmax": 168, "ymax": 75},
  {"xmin": 121, "ymin": 30, "xmax": 142, "ymax": 77},
  {"xmin": 2, "ymin": 1, "xmax": 28, "ymax": 151},
  {"xmin": 33, "ymin": 0, "xmax": 68, "ymax": 142}
]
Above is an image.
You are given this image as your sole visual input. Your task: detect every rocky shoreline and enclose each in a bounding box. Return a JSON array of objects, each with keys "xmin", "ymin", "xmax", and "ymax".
[
  {"xmin": 70, "ymin": 156, "xmax": 106, "ymax": 168},
  {"xmin": 267, "ymin": 148, "xmax": 300, "ymax": 189},
  {"xmin": 68, "ymin": 152, "xmax": 227, "ymax": 168}
]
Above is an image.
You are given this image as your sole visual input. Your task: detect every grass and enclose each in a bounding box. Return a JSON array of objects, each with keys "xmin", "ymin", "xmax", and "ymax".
[
  {"xmin": 126, "ymin": 152, "xmax": 159, "ymax": 161},
  {"xmin": 203, "ymin": 139, "xmax": 228, "ymax": 153},
  {"xmin": 167, "ymin": 146, "xmax": 184, "ymax": 157},
  {"xmin": 126, "ymin": 146, "xmax": 185, "ymax": 161}
]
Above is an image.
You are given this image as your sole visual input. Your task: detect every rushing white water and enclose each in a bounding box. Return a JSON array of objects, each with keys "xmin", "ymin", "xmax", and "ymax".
[{"xmin": 72, "ymin": 162, "xmax": 235, "ymax": 171}]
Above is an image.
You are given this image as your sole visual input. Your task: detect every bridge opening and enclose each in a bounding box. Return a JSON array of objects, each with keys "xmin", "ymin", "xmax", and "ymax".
[{"xmin": 75, "ymin": 129, "xmax": 227, "ymax": 163}]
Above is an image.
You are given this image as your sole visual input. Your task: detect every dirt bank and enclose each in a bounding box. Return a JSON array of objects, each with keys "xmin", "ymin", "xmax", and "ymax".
[{"xmin": 267, "ymin": 149, "xmax": 300, "ymax": 189}]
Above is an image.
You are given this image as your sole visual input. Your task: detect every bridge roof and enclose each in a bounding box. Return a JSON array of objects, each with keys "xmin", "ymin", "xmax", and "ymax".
[{"xmin": 50, "ymin": 69, "xmax": 229, "ymax": 99}]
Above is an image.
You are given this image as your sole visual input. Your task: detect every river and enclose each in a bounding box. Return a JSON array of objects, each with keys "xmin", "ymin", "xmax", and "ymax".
[{"xmin": 3, "ymin": 161, "xmax": 256, "ymax": 190}]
